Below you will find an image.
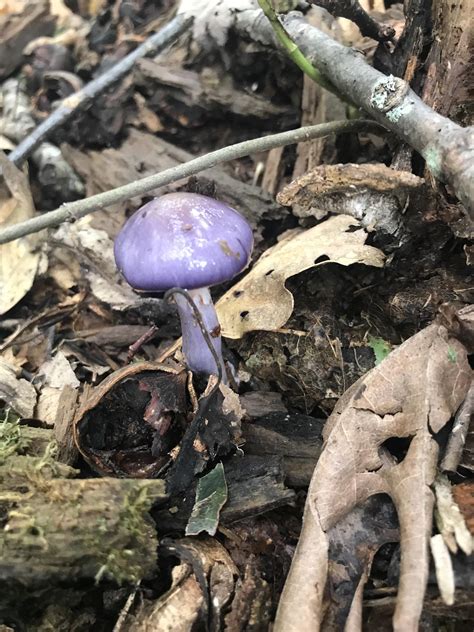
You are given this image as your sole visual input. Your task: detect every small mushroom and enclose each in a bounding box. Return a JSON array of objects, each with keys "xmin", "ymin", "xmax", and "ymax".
[{"xmin": 114, "ymin": 192, "xmax": 253, "ymax": 380}]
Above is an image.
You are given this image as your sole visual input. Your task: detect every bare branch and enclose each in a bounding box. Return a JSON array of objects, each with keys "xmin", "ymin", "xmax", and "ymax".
[
  {"xmin": 6, "ymin": 14, "xmax": 192, "ymax": 168},
  {"xmin": 0, "ymin": 120, "xmax": 382, "ymax": 245},
  {"xmin": 309, "ymin": 0, "xmax": 395, "ymax": 42},
  {"xmin": 233, "ymin": 8, "xmax": 474, "ymax": 218}
]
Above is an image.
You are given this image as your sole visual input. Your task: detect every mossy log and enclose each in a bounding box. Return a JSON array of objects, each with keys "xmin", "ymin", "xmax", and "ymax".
[{"xmin": 0, "ymin": 454, "xmax": 166, "ymax": 587}]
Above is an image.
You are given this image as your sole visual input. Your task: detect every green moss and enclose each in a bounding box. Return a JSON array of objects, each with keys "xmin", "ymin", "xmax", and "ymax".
[
  {"xmin": 0, "ymin": 410, "xmax": 29, "ymax": 464},
  {"xmin": 93, "ymin": 484, "xmax": 155, "ymax": 585}
]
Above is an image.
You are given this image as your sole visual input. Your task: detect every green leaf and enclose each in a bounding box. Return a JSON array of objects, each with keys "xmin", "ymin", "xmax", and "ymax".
[
  {"xmin": 186, "ymin": 462, "xmax": 228, "ymax": 537},
  {"xmin": 368, "ymin": 336, "xmax": 392, "ymax": 365}
]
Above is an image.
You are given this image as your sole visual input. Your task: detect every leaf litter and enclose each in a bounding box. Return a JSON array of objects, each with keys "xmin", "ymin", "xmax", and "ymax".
[
  {"xmin": 0, "ymin": 153, "xmax": 44, "ymax": 315},
  {"xmin": 217, "ymin": 214, "xmax": 385, "ymax": 338},
  {"xmin": 275, "ymin": 305, "xmax": 473, "ymax": 632},
  {"xmin": 0, "ymin": 0, "xmax": 473, "ymax": 630}
]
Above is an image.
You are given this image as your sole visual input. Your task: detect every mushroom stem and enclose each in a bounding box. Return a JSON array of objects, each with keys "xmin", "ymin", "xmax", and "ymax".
[{"xmin": 174, "ymin": 287, "xmax": 227, "ymax": 381}]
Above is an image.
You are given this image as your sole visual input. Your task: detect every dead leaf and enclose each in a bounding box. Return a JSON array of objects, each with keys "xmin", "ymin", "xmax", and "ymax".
[
  {"xmin": 0, "ymin": 153, "xmax": 42, "ymax": 315},
  {"xmin": 37, "ymin": 351, "xmax": 80, "ymax": 389},
  {"xmin": 0, "ymin": 359, "xmax": 37, "ymax": 418},
  {"xmin": 217, "ymin": 215, "xmax": 385, "ymax": 339},
  {"xmin": 128, "ymin": 536, "xmax": 239, "ymax": 631},
  {"xmin": 34, "ymin": 352, "xmax": 80, "ymax": 425},
  {"xmin": 52, "ymin": 220, "xmax": 138, "ymax": 310},
  {"xmin": 275, "ymin": 306, "xmax": 473, "ymax": 632}
]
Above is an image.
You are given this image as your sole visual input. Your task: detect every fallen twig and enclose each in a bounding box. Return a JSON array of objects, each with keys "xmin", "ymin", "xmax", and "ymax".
[
  {"xmin": 0, "ymin": 119, "xmax": 382, "ymax": 245},
  {"xmin": 309, "ymin": 0, "xmax": 395, "ymax": 42},
  {"xmin": 232, "ymin": 7, "xmax": 474, "ymax": 218},
  {"xmin": 6, "ymin": 14, "xmax": 192, "ymax": 168}
]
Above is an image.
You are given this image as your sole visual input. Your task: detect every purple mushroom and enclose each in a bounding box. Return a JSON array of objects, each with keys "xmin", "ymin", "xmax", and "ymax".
[{"xmin": 114, "ymin": 192, "xmax": 254, "ymax": 379}]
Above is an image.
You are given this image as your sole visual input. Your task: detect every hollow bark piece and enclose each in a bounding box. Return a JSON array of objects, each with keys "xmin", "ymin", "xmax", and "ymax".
[
  {"xmin": 0, "ymin": 454, "xmax": 166, "ymax": 588},
  {"xmin": 74, "ymin": 362, "xmax": 188, "ymax": 477}
]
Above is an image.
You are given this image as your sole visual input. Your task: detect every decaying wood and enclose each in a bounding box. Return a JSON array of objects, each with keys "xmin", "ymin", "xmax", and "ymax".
[
  {"xmin": 242, "ymin": 412, "xmax": 324, "ymax": 487},
  {"xmin": 136, "ymin": 59, "xmax": 296, "ymax": 122},
  {"xmin": 231, "ymin": 6, "xmax": 474, "ymax": 218},
  {"xmin": 53, "ymin": 385, "xmax": 80, "ymax": 465},
  {"xmin": 422, "ymin": 0, "xmax": 473, "ymax": 125},
  {"xmin": 0, "ymin": 0, "xmax": 55, "ymax": 79},
  {"xmin": 277, "ymin": 162, "xmax": 424, "ymax": 246},
  {"xmin": 261, "ymin": 146, "xmax": 284, "ymax": 196},
  {"xmin": 292, "ymin": 7, "xmax": 344, "ymax": 178},
  {"xmin": 154, "ymin": 455, "xmax": 295, "ymax": 530},
  {"xmin": 0, "ymin": 448, "xmax": 166, "ymax": 592},
  {"xmin": 223, "ymin": 455, "xmax": 295, "ymax": 522}
]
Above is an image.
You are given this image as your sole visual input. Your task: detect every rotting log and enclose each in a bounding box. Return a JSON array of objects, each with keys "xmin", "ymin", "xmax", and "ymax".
[{"xmin": 0, "ymin": 422, "xmax": 166, "ymax": 610}]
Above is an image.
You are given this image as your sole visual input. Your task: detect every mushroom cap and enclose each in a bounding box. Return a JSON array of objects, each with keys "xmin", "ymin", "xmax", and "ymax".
[{"xmin": 114, "ymin": 193, "xmax": 254, "ymax": 291}]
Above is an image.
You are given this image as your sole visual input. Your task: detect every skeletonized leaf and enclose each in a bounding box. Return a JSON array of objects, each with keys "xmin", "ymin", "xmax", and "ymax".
[
  {"xmin": 217, "ymin": 215, "xmax": 385, "ymax": 339},
  {"xmin": 275, "ymin": 306, "xmax": 473, "ymax": 632},
  {"xmin": 0, "ymin": 153, "xmax": 41, "ymax": 315}
]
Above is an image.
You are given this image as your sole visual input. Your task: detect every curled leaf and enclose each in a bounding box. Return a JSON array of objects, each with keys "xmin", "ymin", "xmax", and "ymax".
[
  {"xmin": 217, "ymin": 215, "xmax": 384, "ymax": 339},
  {"xmin": 0, "ymin": 153, "xmax": 42, "ymax": 315}
]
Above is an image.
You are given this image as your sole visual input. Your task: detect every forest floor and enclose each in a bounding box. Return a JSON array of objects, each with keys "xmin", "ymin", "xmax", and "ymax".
[{"xmin": 0, "ymin": 1, "xmax": 473, "ymax": 630}]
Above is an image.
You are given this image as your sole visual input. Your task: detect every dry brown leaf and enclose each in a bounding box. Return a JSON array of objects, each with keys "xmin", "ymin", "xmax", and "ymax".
[
  {"xmin": 126, "ymin": 537, "xmax": 238, "ymax": 631},
  {"xmin": 217, "ymin": 215, "xmax": 384, "ymax": 339},
  {"xmin": 35, "ymin": 352, "xmax": 80, "ymax": 426},
  {"xmin": 0, "ymin": 359, "xmax": 37, "ymax": 418},
  {"xmin": 37, "ymin": 351, "xmax": 80, "ymax": 390},
  {"xmin": 0, "ymin": 153, "xmax": 42, "ymax": 315},
  {"xmin": 275, "ymin": 306, "xmax": 473, "ymax": 632},
  {"xmin": 52, "ymin": 220, "xmax": 138, "ymax": 310}
]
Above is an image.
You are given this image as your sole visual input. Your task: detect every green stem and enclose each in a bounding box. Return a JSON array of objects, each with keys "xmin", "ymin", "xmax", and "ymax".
[{"xmin": 257, "ymin": 0, "xmax": 350, "ymax": 103}]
